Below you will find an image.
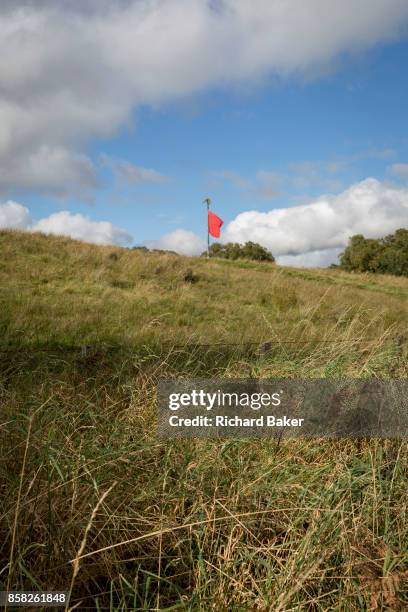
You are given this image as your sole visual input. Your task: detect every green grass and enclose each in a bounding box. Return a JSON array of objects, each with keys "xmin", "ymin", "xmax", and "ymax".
[{"xmin": 1, "ymin": 230, "xmax": 407, "ymax": 610}]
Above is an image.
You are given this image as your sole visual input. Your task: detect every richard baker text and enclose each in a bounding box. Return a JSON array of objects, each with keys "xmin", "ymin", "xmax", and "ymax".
[{"xmin": 169, "ymin": 414, "xmax": 304, "ymax": 428}]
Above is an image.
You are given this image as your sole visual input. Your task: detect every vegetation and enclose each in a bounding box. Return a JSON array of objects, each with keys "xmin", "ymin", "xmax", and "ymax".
[
  {"xmin": 339, "ymin": 228, "xmax": 408, "ymax": 277},
  {"xmin": 1, "ymin": 229, "xmax": 408, "ymax": 610},
  {"xmin": 203, "ymin": 241, "xmax": 275, "ymax": 262}
]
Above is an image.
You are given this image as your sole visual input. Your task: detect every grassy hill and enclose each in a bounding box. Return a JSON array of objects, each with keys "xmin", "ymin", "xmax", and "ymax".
[
  {"xmin": 1, "ymin": 229, "xmax": 408, "ymax": 371},
  {"xmin": 1, "ymin": 230, "xmax": 407, "ymax": 610}
]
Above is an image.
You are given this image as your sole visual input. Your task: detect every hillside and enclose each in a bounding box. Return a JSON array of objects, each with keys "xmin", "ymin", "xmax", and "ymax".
[
  {"xmin": 1, "ymin": 230, "xmax": 407, "ymax": 371},
  {"xmin": 1, "ymin": 230, "xmax": 408, "ymax": 610}
]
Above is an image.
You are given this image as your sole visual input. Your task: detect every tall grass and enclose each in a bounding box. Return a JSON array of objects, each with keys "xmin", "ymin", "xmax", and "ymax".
[{"xmin": 0, "ymin": 230, "xmax": 407, "ymax": 610}]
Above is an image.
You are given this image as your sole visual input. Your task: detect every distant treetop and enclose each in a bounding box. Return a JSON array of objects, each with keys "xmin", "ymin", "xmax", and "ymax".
[
  {"xmin": 338, "ymin": 228, "xmax": 408, "ymax": 277},
  {"xmin": 203, "ymin": 241, "xmax": 275, "ymax": 262}
]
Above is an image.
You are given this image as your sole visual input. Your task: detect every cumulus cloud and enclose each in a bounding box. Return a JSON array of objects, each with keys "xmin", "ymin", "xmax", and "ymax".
[
  {"xmin": 1, "ymin": 1, "xmax": 408, "ymax": 196},
  {"xmin": 223, "ymin": 178, "xmax": 408, "ymax": 265},
  {"xmin": 146, "ymin": 229, "xmax": 205, "ymax": 255},
  {"xmin": 277, "ymin": 248, "xmax": 343, "ymax": 268},
  {"xmin": 101, "ymin": 154, "xmax": 168, "ymax": 185},
  {"xmin": 34, "ymin": 211, "xmax": 132, "ymax": 246},
  {"xmin": 145, "ymin": 177, "xmax": 408, "ymax": 264},
  {"xmin": 0, "ymin": 200, "xmax": 32, "ymax": 229},
  {"xmin": 0, "ymin": 201, "xmax": 132, "ymax": 246},
  {"xmin": 0, "ymin": 201, "xmax": 34, "ymax": 230}
]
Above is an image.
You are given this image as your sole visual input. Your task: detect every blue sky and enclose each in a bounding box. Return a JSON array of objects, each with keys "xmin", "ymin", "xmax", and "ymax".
[
  {"xmin": 102, "ymin": 40, "xmax": 408, "ymax": 241},
  {"xmin": 1, "ymin": 1, "xmax": 408, "ymax": 266}
]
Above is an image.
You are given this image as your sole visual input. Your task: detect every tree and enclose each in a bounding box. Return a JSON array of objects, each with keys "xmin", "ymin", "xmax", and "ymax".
[
  {"xmin": 202, "ymin": 241, "xmax": 275, "ymax": 262},
  {"xmin": 339, "ymin": 235, "xmax": 383, "ymax": 272},
  {"xmin": 338, "ymin": 228, "xmax": 408, "ymax": 277}
]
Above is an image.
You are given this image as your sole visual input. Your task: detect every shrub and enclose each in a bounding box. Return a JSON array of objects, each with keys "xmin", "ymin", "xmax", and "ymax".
[{"xmin": 203, "ymin": 241, "xmax": 275, "ymax": 262}]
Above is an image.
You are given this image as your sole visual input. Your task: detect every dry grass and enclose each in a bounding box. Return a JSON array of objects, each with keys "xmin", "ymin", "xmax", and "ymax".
[{"xmin": 0, "ymin": 230, "xmax": 407, "ymax": 610}]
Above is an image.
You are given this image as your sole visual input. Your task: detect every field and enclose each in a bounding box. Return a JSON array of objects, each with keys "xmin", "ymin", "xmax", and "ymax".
[{"xmin": 1, "ymin": 229, "xmax": 407, "ymax": 610}]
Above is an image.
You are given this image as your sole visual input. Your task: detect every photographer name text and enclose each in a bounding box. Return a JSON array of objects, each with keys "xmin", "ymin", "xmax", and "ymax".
[{"xmin": 168, "ymin": 414, "xmax": 304, "ymax": 428}]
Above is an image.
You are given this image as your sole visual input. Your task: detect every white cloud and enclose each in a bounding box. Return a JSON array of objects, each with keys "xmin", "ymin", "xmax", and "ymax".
[
  {"xmin": 146, "ymin": 177, "xmax": 408, "ymax": 264},
  {"xmin": 146, "ymin": 229, "xmax": 205, "ymax": 255},
  {"xmin": 0, "ymin": 200, "xmax": 32, "ymax": 229},
  {"xmin": 277, "ymin": 248, "xmax": 342, "ymax": 268},
  {"xmin": 1, "ymin": 1, "xmax": 408, "ymax": 196},
  {"xmin": 223, "ymin": 178, "xmax": 408, "ymax": 262},
  {"xmin": 0, "ymin": 201, "xmax": 132, "ymax": 246},
  {"xmin": 33, "ymin": 211, "xmax": 132, "ymax": 246},
  {"xmin": 101, "ymin": 154, "xmax": 167, "ymax": 185}
]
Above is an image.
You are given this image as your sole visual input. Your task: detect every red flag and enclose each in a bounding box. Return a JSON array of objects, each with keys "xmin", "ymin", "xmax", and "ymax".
[{"xmin": 208, "ymin": 211, "xmax": 224, "ymax": 238}]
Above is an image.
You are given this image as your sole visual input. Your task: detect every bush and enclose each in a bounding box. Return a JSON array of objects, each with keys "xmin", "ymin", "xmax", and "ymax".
[
  {"xmin": 203, "ymin": 241, "xmax": 275, "ymax": 262},
  {"xmin": 338, "ymin": 228, "xmax": 408, "ymax": 276}
]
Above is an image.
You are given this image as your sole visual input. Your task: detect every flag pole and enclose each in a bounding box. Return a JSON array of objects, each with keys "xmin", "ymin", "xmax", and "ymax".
[{"xmin": 203, "ymin": 197, "xmax": 211, "ymax": 258}]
